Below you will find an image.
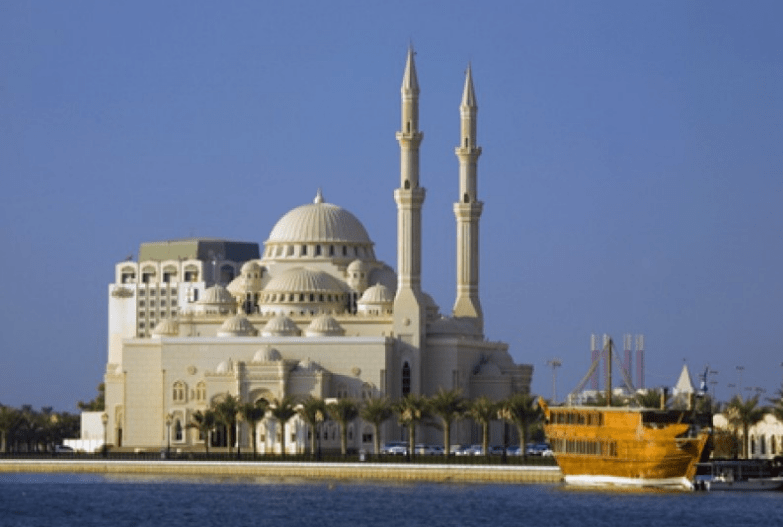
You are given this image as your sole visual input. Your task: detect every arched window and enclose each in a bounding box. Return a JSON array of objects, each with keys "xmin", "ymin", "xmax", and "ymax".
[
  {"xmin": 173, "ymin": 381, "xmax": 186, "ymax": 403},
  {"xmin": 402, "ymin": 362, "xmax": 411, "ymax": 397},
  {"xmin": 195, "ymin": 382, "xmax": 206, "ymax": 403}
]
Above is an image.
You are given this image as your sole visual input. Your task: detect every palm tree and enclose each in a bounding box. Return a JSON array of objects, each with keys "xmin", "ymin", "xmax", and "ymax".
[
  {"xmin": 297, "ymin": 396, "xmax": 326, "ymax": 458},
  {"xmin": 393, "ymin": 394, "xmax": 430, "ymax": 460},
  {"xmin": 269, "ymin": 396, "xmax": 298, "ymax": 456},
  {"xmin": 0, "ymin": 405, "xmax": 22, "ymax": 453},
  {"xmin": 726, "ymin": 394, "xmax": 766, "ymax": 459},
  {"xmin": 213, "ymin": 394, "xmax": 240, "ymax": 454},
  {"xmin": 468, "ymin": 396, "xmax": 497, "ymax": 458},
  {"xmin": 768, "ymin": 384, "xmax": 783, "ymax": 422},
  {"xmin": 239, "ymin": 400, "xmax": 268, "ymax": 457},
  {"xmin": 187, "ymin": 409, "xmax": 216, "ymax": 454},
  {"xmin": 359, "ymin": 397, "xmax": 392, "ymax": 457},
  {"xmin": 429, "ymin": 389, "xmax": 465, "ymax": 457},
  {"xmin": 498, "ymin": 393, "xmax": 541, "ymax": 460},
  {"xmin": 327, "ymin": 398, "xmax": 360, "ymax": 457}
]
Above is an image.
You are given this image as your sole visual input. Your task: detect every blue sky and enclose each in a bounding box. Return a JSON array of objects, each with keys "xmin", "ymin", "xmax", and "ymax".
[{"xmin": 2, "ymin": 1, "xmax": 782, "ymax": 411}]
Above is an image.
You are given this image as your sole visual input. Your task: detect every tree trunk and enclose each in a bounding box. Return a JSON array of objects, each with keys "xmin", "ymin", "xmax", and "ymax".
[
  {"xmin": 340, "ymin": 422, "xmax": 348, "ymax": 456},
  {"xmin": 442, "ymin": 418, "xmax": 451, "ymax": 457}
]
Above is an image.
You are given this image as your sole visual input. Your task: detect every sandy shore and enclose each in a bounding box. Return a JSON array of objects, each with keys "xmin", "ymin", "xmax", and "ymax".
[{"xmin": 0, "ymin": 459, "xmax": 562, "ymax": 484}]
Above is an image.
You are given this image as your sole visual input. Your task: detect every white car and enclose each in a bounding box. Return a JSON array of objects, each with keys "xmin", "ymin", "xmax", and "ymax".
[{"xmin": 380, "ymin": 442, "xmax": 408, "ymax": 455}]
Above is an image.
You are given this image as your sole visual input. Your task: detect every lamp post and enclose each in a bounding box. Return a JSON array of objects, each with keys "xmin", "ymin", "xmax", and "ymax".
[
  {"xmin": 101, "ymin": 412, "xmax": 108, "ymax": 458},
  {"xmin": 315, "ymin": 409, "xmax": 324, "ymax": 462},
  {"xmin": 736, "ymin": 366, "xmax": 745, "ymax": 396},
  {"xmin": 236, "ymin": 412, "xmax": 242, "ymax": 460},
  {"xmin": 165, "ymin": 413, "xmax": 172, "ymax": 458}
]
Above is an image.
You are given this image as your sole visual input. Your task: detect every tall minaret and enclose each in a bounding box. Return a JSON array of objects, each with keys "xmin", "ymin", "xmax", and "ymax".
[
  {"xmin": 393, "ymin": 47, "xmax": 426, "ymax": 360},
  {"xmin": 452, "ymin": 64, "xmax": 484, "ymax": 332}
]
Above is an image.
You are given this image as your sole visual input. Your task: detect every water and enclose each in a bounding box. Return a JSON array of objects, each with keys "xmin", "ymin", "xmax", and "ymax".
[{"xmin": 0, "ymin": 473, "xmax": 780, "ymax": 527}]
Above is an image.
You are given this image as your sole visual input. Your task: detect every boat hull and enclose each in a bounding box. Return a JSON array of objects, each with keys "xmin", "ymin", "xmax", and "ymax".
[{"xmin": 565, "ymin": 474, "xmax": 693, "ymax": 491}]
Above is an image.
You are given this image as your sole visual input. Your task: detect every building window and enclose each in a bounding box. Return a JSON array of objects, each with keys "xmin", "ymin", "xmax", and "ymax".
[
  {"xmin": 402, "ymin": 362, "xmax": 411, "ymax": 397},
  {"xmin": 174, "ymin": 420, "xmax": 183, "ymax": 441},
  {"xmin": 315, "ymin": 245, "xmax": 322, "ymax": 256},
  {"xmin": 173, "ymin": 381, "xmax": 186, "ymax": 403},
  {"xmin": 301, "ymin": 245, "xmax": 307, "ymax": 256},
  {"xmin": 195, "ymin": 382, "xmax": 206, "ymax": 402}
]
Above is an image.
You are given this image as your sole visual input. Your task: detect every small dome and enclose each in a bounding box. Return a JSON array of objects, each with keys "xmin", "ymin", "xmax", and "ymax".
[
  {"xmin": 252, "ymin": 346, "xmax": 282, "ymax": 363},
  {"xmin": 198, "ymin": 284, "xmax": 235, "ymax": 305},
  {"xmin": 422, "ymin": 292, "xmax": 440, "ymax": 319},
  {"xmin": 217, "ymin": 314, "xmax": 257, "ymax": 337},
  {"xmin": 358, "ymin": 284, "xmax": 393, "ymax": 304},
  {"xmin": 305, "ymin": 314, "xmax": 344, "ymax": 336},
  {"xmin": 261, "ymin": 314, "xmax": 301, "ymax": 336},
  {"xmin": 241, "ymin": 260, "xmax": 262, "ymax": 274},
  {"xmin": 296, "ymin": 357, "xmax": 322, "ymax": 372},
  {"xmin": 347, "ymin": 259, "xmax": 368, "ymax": 273},
  {"xmin": 151, "ymin": 318, "xmax": 179, "ymax": 336},
  {"xmin": 475, "ymin": 361, "xmax": 502, "ymax": 377},
  {"xmin": 216, "ymin": 360, "xmax": 231, "ymax": 374}
]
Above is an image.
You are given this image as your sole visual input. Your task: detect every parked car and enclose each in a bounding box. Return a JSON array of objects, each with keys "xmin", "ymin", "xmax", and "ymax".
[
  {"xmin": 450, "ymin": 444, "xmax": 468, "ymax": 455},
  {"xmin": 525, "ymin": 443, "xmax": 552, "ymax": 456},
  {"xmin": 54, "ymin": 444, "xmax": 74, "ymax": 454},
  {"xmin": 414, "ymin": 444, "xmax": 437, "ymax": 455},
  {"xmin": 506, "ymin": 446, "xmax": 522, "ymax": 456},
  {"xmin": 488, "ymin": 445, "xmax": 506, "ymax": 456},
  {"xmin": 380, "ymin": 441, "xmax": 408, "ymax": 455},
  {"xmin": 466, "ymin": 444, "xmax": 484, "ymax": 456},
  {"xmin": 429, "ymin": 445, "xmax": 445, "ymax": 456}
]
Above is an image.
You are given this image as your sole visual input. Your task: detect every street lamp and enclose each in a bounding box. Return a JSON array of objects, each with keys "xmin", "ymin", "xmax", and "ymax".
[
  {"xmin": 101, "ymin": 412, "xmax": 108, "ymax": 458},
  {"xmin": 165, "ymin": 413, "xmax": 173, "ymax": 457},
  {"xmin": 315, "ymin": 409, "xmax": 324, "ymax": 462}
]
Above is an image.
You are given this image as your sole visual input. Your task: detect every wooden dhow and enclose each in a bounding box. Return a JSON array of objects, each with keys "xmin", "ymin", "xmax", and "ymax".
[{"xmin": 540, "ymin": 337, "xmax": 711, "ymax": 491}]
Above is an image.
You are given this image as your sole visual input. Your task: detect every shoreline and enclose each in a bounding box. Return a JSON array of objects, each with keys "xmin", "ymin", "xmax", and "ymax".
[{"xmin": 0, "ymin": 459, "xmax": 563, "ymax": 484}]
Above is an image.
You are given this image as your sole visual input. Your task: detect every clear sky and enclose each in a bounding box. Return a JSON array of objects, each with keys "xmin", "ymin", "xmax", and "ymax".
[{"xmin": 2, "ymin": 1, "xmax": 782, "ymax": 412}]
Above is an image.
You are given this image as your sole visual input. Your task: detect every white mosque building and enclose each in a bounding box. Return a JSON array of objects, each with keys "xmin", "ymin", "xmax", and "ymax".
[{"xmin": 103, "ymin": 49, "xmax": 533, "ymax": 453}]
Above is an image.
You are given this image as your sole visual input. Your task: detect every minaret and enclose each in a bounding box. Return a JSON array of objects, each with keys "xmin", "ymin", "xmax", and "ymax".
[
  {"xmin": 393, "ymin": 47, "xmax": 426, "ymax": 367},
  {"xmin": 452, "ymin": 64, "xmax": 484, "ymax": 332}
]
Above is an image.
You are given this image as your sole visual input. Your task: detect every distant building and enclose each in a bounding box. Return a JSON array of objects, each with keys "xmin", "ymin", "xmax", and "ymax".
[
  {"xmin": 713, "ymin": 413, "xmax": 783, "ymax": 460},
  {"xmin": 102, "ymin": 49, "xmax": 532, "ymax": 453}
]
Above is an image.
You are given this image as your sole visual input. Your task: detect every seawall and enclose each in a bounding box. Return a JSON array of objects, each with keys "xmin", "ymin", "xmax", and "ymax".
[{"xmin": 0, "ymin": 460, "xmax": 562, "ymax": 484}]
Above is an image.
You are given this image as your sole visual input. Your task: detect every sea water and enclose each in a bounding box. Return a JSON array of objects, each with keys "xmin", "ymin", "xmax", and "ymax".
[{"xmin": 0, "ymin": 473, "xmax": 780, "ymax": 527}]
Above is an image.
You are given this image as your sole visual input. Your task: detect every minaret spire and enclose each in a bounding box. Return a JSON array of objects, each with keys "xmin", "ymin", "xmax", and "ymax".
[
  {"xmin": 394, "ymin": 46, "xmax": 426, "ymax": 392},
  {"xmin": 452, "ymin": 63, "xmax": 484, "ymax": 331}
]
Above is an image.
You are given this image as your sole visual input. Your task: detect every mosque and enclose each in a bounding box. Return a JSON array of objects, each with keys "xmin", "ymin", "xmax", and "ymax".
[{"xmin": 103, "ymin": 49, "xmax": 533, "ymax": 453}]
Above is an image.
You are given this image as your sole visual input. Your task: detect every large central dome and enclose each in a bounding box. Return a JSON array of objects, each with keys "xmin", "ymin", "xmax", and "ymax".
[{"xmin": 267, "ymin": 190, "xmax": 372, "ymax": 244}]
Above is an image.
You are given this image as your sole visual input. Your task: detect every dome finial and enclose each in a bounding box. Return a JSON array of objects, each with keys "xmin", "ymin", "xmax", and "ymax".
[{"xmin": 314, "ymin": 188, "xmax": 324, "ymax": 204}]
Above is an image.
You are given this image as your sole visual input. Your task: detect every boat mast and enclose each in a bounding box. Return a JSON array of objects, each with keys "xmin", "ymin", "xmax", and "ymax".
[{"xmin": 605, "ymin": 336, "xmax": 613, "ymax": 407}]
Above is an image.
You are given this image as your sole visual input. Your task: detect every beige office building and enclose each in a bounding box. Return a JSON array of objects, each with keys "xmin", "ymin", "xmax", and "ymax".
[{"xmin": 104, "ymin": 49, "xmax": 532, "ymax": 453}]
